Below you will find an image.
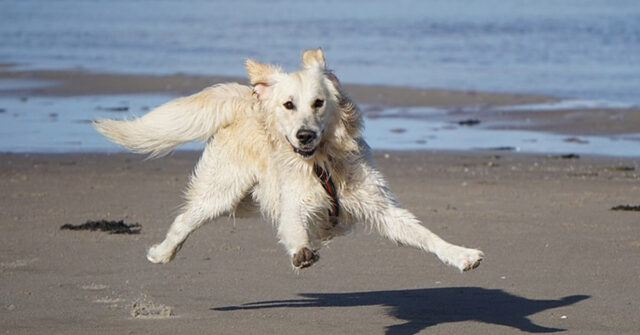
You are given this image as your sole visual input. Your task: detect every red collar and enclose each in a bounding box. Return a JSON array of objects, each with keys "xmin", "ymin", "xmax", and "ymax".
[{"xmin": 313, "ymin": 163, "xmax": 339, "ymax": 221}]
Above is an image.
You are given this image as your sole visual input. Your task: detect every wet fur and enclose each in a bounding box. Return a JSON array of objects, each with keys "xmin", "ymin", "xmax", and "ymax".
[{"xmin": 94, "ymin": 48, "xmax": 484, "ymax": 272}]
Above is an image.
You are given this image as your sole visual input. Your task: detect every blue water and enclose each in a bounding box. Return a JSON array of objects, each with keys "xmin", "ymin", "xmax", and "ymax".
[{"xmin": 1, "ymin": 0, "xmax": 640, "ymax": 105}]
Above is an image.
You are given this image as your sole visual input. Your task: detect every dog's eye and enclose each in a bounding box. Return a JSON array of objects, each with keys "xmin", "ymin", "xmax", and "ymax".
[
  {"xmin": 283, "ymin": 101, "xmax": 295, "ymax": 110},
  {"xmin": 313, "ymin": 99, "xmax": 324, "ymax": 108}
]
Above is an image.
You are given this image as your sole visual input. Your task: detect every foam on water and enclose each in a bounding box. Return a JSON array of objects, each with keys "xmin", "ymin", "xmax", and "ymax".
[{"xmin": 496, "ymin": 99, "xmax": 637, "ymax": 112}]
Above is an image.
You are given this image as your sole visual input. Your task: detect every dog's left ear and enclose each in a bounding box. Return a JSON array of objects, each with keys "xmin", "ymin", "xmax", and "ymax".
[
  {"xmin": 246, "ymin": 59, "xmax": 280, "ymax": 100},
  {"xmin": 302, "ymin": 48, "xmax": 326, "ymax": 70}
]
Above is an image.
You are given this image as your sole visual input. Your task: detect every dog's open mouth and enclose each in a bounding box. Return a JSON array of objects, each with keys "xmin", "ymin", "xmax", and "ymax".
[
  {"xmin": 286, "ymin": 137, "xmax": 317, "ymax": 157},
  {"xmin": 293, "ymin": 146, "xmax": 316, "ymax": 157}
]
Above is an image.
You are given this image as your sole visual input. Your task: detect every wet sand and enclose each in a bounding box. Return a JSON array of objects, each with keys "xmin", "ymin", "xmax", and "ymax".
[
  {"xmin": 1, "ymin": 151, "xmax": 640, "ymax": 334},
  {"xmin": 0, "ymin": 65, "xmax": 554, "ymax": 107},
  {"xmin": 2, "ymin": 65, "xmax": 640, "ymax": 138}
]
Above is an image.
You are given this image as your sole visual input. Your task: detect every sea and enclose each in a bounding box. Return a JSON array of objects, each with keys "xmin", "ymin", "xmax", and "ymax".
[{"xmin": 1, "ymin": 0, "xmax": 639, "ymax": 155}]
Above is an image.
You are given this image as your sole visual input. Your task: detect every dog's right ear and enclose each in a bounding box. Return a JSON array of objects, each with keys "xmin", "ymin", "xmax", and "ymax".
[
  {"xmin": 302, "ymin": 48, "xmax": 326, "ymax": 70},
  {"xmin": 245, "ymin": 59, "xmax": 280, "ymax": 100}
]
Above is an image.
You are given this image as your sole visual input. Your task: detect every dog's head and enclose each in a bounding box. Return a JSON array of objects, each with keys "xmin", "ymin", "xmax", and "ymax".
[{"xmin": 246, "ymin": 48, "xmax": 347, "ymax": 158}]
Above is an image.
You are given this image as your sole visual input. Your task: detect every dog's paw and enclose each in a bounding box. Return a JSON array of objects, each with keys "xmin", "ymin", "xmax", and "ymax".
[
  {"xmin": 292, "ymin": 247, "xmax": 319, "ymax": 269},
  {"xmin": 146, "ymin": 243, "xmax": 176, "ymax": 264},
  {"xmin": 457, "ymin": 248, "xmax": 484, "ymax": 272},
  {"xmin": 442, "ymin": 246, "xmax": 484, "ymax": 272}
]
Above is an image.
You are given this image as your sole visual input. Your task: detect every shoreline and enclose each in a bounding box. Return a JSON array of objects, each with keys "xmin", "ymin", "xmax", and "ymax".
[{"xmin": 1, "ymin": 64, "xmax": 639, "ymax": 154}]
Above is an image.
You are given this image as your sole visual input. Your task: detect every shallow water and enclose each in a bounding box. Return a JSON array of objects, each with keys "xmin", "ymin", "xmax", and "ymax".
[
  {"xmin": 1, "ymin": 94, "xmax": 637, "ymax": 157},
  {"xmin": 1, "ymin": 0, "xmax": 639, "ymax": 105},
  {"xmin": 366, "ymin": 107, "xmax": 640, "ymax": 157},
  {"xmin": 0, "ymin": 94, "xmax": 202, "ymax": 153}
]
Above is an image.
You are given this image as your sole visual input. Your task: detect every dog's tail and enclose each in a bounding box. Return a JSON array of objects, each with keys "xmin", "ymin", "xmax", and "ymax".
[{"xmin": 94, "ymin": 83, "xmax": 253, "ymax": 157}]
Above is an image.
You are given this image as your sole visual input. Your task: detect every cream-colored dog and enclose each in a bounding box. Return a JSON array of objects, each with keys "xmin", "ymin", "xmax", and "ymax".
[{"xmin": 95, "ymin": 49, "xmax": 483, "ymax": 271}]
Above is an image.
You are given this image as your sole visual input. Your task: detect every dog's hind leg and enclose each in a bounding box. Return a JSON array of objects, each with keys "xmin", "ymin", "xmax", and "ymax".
[
  {"xmin": 342, "ymin": 163, "xmax": 484, "ymax": 272},
  {"xmin": 146, "ymin": 143, "xmax": 256, "ymax": 264},
  {"xmin": 373, "ymin": 206, "xmax": 483, "ymax": 272}
]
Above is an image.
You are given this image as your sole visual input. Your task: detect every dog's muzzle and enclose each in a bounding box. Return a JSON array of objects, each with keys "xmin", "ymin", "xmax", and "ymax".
[
  {"xmin": 287, "ymin": 129, "xmax": 318, "ymax": 157},
  {"xmin": 296, "ymin": 129, "xmax": 316, "ymax": 145}
]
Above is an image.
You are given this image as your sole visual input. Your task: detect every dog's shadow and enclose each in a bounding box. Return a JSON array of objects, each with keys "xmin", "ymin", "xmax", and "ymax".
[{"xmin": 212, "ymin": 287, "xmax": 588, "ymax": 334}]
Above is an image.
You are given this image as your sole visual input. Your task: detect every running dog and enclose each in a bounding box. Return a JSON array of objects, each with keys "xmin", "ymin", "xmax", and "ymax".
[{"xmin": 94, "ymin": 48, "xmax": 484, "ymax": 271}]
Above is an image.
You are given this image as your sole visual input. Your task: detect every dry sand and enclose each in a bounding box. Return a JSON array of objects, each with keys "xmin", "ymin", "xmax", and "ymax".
[{"xmin": 1, "ymin": 151, "xmax": 639, "ymax": 334}]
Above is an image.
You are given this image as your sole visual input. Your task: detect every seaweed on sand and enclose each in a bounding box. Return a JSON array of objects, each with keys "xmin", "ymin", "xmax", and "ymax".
[{"xmin": 60, "ymin": 220, "xmax": 141, "ymax": 234}]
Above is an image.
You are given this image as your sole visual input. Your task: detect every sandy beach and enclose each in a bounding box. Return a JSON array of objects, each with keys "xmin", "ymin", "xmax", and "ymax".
[
  {"xmin": 1, "ymin": 151, "xmax": 639, "ymax": 334},
  {"xmin": 1, "ymin": 66, "xmax": 640, "ymax": 334},
  {"xmin": 3, "ymin": 1, "xmax": 640, "ymax": 332}
]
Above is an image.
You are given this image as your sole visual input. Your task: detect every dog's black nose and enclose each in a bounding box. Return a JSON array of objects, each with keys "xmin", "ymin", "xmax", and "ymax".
[{"xmin": 296, "ymin": 129, "xmax": 317, "ymax": 145}]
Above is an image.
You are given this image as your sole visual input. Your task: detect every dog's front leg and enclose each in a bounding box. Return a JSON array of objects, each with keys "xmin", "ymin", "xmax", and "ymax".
[
  {"xmin": 277, "ymin": 186, "xmax": 319, "ymax": 269},
  {"xmin": 147, "ymin": 143, "xmax": 256, "ymax": 264}
]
